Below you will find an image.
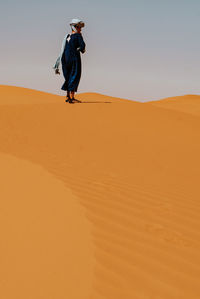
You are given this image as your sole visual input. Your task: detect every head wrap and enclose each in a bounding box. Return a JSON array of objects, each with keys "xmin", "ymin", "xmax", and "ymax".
[{"xmin": 70, "ymin": 18, "xmax": 85, "ymax": 33}]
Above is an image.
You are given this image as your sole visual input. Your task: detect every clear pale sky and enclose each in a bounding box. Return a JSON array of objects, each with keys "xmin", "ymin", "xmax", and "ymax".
[{"xmin": 0, "ymin": 0, "xmax": 200, "ymax": 102}]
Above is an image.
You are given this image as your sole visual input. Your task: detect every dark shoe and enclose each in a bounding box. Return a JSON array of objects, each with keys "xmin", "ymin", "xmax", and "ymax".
[
  {"xmin": 65, "ymin": 96, "xmax": 73, "ymax": 103},
  {"xmin": 68, "ymin": 97, "xmax": 74, "ymax": 104}
]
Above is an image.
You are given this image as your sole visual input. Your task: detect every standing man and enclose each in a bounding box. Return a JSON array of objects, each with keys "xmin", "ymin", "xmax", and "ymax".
[{"xmin": 53, "ymin": 18, "xmax": 86, "ymax": 103}]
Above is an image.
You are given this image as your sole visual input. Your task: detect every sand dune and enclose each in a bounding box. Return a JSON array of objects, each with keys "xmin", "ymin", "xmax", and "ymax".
[
  {"xmin": 148, "ymin": 94, "xmax": 200, "ymax": 116},
  {"xmin": 0, "ymin": 85, "xmax": 200, "ymax": 299}
]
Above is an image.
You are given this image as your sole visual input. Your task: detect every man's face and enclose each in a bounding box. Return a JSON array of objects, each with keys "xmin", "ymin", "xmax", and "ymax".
[{"xmin": 76, "ymin": 26, "xmax": 82, "ymax": 33}]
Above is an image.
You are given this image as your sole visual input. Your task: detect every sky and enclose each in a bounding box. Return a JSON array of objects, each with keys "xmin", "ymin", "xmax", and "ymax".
[{"xmin": 0, "ymin": 0, "xmax": 200, "ymax": 102}]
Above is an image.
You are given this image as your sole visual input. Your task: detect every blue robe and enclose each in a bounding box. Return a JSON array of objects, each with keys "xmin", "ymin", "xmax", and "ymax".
[{"xmin": 61, "ymin": 33, "xmax": 86, "ymax": 92}]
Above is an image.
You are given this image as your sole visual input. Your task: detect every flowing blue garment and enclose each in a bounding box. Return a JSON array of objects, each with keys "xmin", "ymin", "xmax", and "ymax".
[{"xmin": 61, "ymin": 33, "xmax": 86, "ymax": 92}]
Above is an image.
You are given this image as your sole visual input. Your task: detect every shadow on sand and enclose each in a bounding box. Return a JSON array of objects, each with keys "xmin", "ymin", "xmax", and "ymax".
[
  {"xmin": 65, "ymin": 98, "xmax": 112, "ymax": 104},
  {"xmin": 78, "ymin": 101, "xmax": 112, "ymax": 104}
]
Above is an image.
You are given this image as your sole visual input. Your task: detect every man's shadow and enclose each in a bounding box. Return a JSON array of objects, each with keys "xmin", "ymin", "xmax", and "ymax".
[
  {"xmin": 65, "ymin": 99, "xmax": 112, "ymax": 104},
  {"xmin": 78, "ymin": 101, "xmax": 112, "ymax": 104}
]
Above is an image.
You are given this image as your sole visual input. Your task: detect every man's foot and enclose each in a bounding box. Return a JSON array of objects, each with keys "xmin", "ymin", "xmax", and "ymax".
[
  {"xmin": 65, "ymin": 96, "xmax": 74, "ymax": 103},
  {"xmin": 67, "ymin": 97, "xmax": 74, "ymax": 104}
]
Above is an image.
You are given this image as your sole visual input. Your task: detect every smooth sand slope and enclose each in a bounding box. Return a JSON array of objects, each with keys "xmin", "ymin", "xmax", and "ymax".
[
  {"xmin": 0, "ymin": 153, "xmax": 94, "ymax": 299},
  {"xmin": 148, "ymin": 94, "xmax": 200, "ymax": 116},
  {"xmin": 0, "ymin": 85, "xmax": 200, "ymax": 299}
]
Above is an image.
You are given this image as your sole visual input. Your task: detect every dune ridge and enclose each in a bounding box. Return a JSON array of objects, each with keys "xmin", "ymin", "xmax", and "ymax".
[
  {"xmin": 147, "ymin": 94, "xmax": 200, "ymax": 116},
  {"xmin": 0, "ymin": 85, "xmax": 200, "ymax": 299},
  {"xmin": 0, "ymin": 85, "xmax": 130, "ymax": 105}
]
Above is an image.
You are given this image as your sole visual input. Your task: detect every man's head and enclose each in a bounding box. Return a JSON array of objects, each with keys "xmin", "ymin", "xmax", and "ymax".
[{"xmin": 70, "ymin": 19, "xmax": 85, "ymax": 33}]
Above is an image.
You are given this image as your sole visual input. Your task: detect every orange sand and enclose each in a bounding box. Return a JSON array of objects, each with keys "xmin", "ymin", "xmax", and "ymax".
[
  {"xmin": 0, "ymin": 85, "xmax": 200, "ymax": 299},
  {"xmin": 148, "ymin": 94, "xmax": 200, "ymax": 116}
]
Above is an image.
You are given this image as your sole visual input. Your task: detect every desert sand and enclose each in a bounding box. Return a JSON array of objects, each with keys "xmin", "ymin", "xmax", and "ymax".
[
  {"xmin": 0, "ymin": 85, "xmax": 200, "ymax": 299},
  {"xmin": 148, "ymin": 94, "xmax": 200, "ymax": 116}
]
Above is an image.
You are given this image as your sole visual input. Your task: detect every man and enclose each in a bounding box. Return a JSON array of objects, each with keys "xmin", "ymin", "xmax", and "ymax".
[{"xmin": 53, "ymin": 18, "xmax": 86, "ymax": 103}]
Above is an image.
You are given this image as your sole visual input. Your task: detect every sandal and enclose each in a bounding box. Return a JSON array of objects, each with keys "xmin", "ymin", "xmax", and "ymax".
[{"xmin": 65, "ymin": 96, "xmax": 74, "ymax": 103}]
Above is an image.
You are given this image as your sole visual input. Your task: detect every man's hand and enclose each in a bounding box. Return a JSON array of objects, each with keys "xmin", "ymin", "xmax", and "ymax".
[
  {"xmin": 55, "ymin": 68, "xmax": 60, "ymax": 75},
  {"xmin": 77, "ymin": 47, "xmax": 86, "ymax": 53}
]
